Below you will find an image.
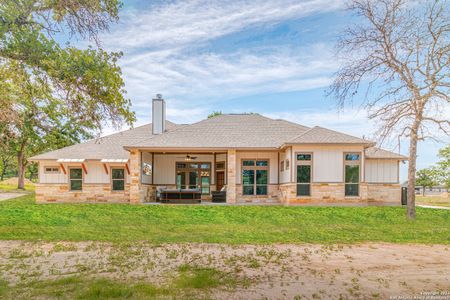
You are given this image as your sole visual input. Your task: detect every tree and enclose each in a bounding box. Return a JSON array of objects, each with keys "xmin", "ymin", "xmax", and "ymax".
[
  {"xmin": 0, "ymin": 0, "xmax": 136, "ymax": 189},
  {"xmin": 0, "ymin": 143, "xmax": 15, "ymax": 182},
  {"xmin": 416, "ymin": 168, "xmax": 438, "ymax": 196},
  {"xmin": 435, "ymin": 145, "xmax": 450, "ymax": 188},
  {"xmin": 330, "ymin": 0, "xmax": 449, "ymax": 219},
  {"xmin": 207, "ymin": 111, "xmax": 223, "ymax": 119}
]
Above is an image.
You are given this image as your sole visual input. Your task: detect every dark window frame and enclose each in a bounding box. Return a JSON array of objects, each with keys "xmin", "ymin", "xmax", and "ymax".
[
  {"xmin": 296, "ymin": 153, "xmax": 312, "ymax": 197},
  {"xmin": 176, "ymin": 162, "xmax": 211, "ymax": 194},
  {"xmin": 344, "ymin": 152, "xmax": 361, "ymax": 197},
  {"xmin": 69, "ymin": 167, "xmax": 83, "ymax": 191},
  {"xmin": 111, "ymin": 167, "xmax": 126, "ymax": 191},
  {"xmin": 241, "ymin": 159, "xmax": 269, "ymax": 196},
  {"xmin": 44, "ymin": 166, "xmax": 60, "ymax": 174}
]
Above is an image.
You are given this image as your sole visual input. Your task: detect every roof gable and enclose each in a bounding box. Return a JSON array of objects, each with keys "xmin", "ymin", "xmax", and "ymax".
[
  {"xmin": 365, "ymin": 147, "xmax": 407, "ymax": 159},
  {"xmin": 287, "ymin": 126, "xmax": 373, "ymax": 145},
  {"xmin": 29, "ymin": 121, "xmax": 180, "ymax": 160}
]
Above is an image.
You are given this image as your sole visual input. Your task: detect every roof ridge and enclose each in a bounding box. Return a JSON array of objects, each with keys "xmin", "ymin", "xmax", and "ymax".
[
  {"xmin": 286, "ymin": 126, "xmax": 317, "ymax": 142},
  {"xmin": 275, "ymin": 119, "xmax": 310, "ymax": 130},
  {"xmin": 125, "ymin": 121, "xmax": 190, "ymax": 148}
]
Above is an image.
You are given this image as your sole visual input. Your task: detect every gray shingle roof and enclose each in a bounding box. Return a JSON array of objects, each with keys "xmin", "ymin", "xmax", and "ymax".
[
  {"xmin": 287, "ymin": 126, "xmax": 373, "ymax": 145},
  {"xmin": 29, "ymin": 121, "xmax": 180, "ymax": 160},
  {"xmin": 126, "ymin": 114, "xmax": 310, "ymax": 149},
  {"xmin": 29, "ymin": 114, "xmax": 404, "ymax": 161},
  {"xmin": 365, "ymin": 147, "xmax": 408, "ymax": 160}
]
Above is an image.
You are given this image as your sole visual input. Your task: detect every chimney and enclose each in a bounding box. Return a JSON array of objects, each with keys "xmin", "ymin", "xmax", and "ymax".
[{"xmin": 152, "ymin": 94, "xmax": 166, "ymax": 135}]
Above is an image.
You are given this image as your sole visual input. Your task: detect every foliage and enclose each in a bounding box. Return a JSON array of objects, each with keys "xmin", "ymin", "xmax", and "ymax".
[
  {"xmin": 0, "ymin": 195, "xmax": 449, "ymax": 244},
  {"xmin": 207, "ymin": 111, "xmax": 222, "ymax": 118},
  {"xmin": 417, "ymin": 145, "xmax": 450, "ymax": 189},
  {"xmin": 0, "ymin": 0, "xmax": 136, "ymax": 188},
  {"xmin": 330, "ymin": 0, "xmax": 450, "ymax": 219},
  {"xmin": 416, "ymin": 168, "xmax": 439, "ymax": 195},
  {"xmin": 436, "ymin": 145, "xmax": 450, "ymax": 188}
]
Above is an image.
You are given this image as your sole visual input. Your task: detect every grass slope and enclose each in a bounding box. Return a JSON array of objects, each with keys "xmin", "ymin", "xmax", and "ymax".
[
  {"xmin": 0, "ymin": 195, "xmax": 448, "ymax": 244},
  {"xmin": 416, "ymin": 195, "xmax": 450, "ymax": 208}
]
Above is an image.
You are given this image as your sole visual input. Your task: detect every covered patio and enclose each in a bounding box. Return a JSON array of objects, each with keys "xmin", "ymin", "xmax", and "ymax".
[{"xmin": 131, "ymin": 150, "xmax": 230, "ymax": 203}]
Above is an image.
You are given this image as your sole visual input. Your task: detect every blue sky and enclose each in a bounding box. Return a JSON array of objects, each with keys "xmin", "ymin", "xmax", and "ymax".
[{"xmin": 91, "ymin": 0, "xmax": 448, "ymax": 181}]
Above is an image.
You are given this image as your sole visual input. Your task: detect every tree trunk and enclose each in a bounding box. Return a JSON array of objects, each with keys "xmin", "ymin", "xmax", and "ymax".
[
  {"xmin": 17, "ymin": 151, "xmax": 25, "ymax": 190},
  {"xmin": 0, "ymin": 158, "xmax": 7, "ymax": 181},
  {"xmin": 0, "ymin": 165, "xmax": 5, "ymax": 181},
  {"xmin": 407, "ymin": 124, "xmax": 419, "ymax": 219},
  {"xmin": 422, "ymin": 186, "xmax": 425, "ymax": 196}
]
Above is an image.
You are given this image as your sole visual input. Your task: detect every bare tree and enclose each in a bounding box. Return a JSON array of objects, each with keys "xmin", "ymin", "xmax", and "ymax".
[{"xmin": 330, "ymin": 0, "xmax": 449, "ymax": 219}]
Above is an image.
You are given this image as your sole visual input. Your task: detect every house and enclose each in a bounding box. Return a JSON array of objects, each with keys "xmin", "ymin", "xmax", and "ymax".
[{"xmin": 30, "ymin": 95, "xmax": 407, "ymax": 204}]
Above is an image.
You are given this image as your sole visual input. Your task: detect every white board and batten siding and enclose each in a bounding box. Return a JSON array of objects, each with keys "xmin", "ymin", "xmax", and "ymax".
[
  {"xmin": 279, "ymin": 148, "xmax": 291, "ymax": 184},
  {"xmin": 39, "ymin": 163, "xmax": 67, "ymax": 183},
  {"xmin": 39, "ymin": 161, "xmax": 131, "ymax": 184},
  {"xmin": 365, "ymin": 159, "xmax": 399, "ymax": 183},
  {"xmin": 291, "ymin": 145, "xmax": 365, "ymax": 183}
]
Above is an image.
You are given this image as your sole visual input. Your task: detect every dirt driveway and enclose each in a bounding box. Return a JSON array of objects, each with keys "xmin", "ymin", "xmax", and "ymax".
[{"xmin": 0, "ymin": 241, "xmax": 449, "ymax": 299}]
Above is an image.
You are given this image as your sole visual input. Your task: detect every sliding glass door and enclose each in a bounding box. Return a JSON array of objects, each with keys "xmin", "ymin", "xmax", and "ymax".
[{"xmin": 176, "ymin": 162, "xmax": 211, "ymax": 194}]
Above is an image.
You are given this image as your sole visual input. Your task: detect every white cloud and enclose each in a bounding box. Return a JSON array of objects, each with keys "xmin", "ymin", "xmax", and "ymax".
[
  {"xmin": 92, "ymin": 0, "xmax": 345, "ymax": 123},
  {"xmin": 120, "ymin": 44, "xmax": 338, "ymax": 109},
  {"xmin": 104, "ymin": 0, "xmax": 344, "ymax": 51}
]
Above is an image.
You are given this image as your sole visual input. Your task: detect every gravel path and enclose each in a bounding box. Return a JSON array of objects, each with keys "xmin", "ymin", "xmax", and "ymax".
[
  {"xmin": 0, "ymin": 241, "xmax": 449, "ymax": 299},
  {"xmin": 0, "ymin": 192, "xmax": 28, "ymax": 201}
]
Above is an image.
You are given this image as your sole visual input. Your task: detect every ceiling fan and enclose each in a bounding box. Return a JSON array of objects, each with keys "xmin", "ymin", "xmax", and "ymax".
[{"xmin": 175, "ymin": 154, "xmax": 198, "ymax": 161}]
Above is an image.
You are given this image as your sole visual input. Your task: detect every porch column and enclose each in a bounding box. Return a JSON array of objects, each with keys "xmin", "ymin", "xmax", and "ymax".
[
  {"xmin": 129, "ymin": 149, "xmax": 142, "ymax": 204},
  {"xmin": 226, "ymin": 149, "xmax": 237, "ymax": 203}
]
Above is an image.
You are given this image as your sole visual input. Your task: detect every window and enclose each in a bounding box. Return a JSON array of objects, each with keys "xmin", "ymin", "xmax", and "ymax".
[
  {"xmin": 176, "ymin": 162, "xmax": 211, "ymax": 194},
  {"xmin": 297, "ymin": 154, "xmax": 312, "ymax": 161},
  {"xmin": 112, "ymin": 168, "xmax": 125, "ymax": 191},
  {"xmin": 216, "ymin": 162, "xmax": 225, "ymax": 170},
  {"xmin": 69, "ymin": 168, "xmax": 82, "ymax": 191},
  {"xmin": 280, "ymin": 160, "xmax": 284, "ymax": 171},
  {"xmin": 285, "ymin": 159, "xmax": 290, "ymax": 170},
  {"xmin": 44, "ymin": 166, "xmax": 60, "ymax": 174},
  {"xmin": 242, "ymin": 160, "xmax": 268, "ymax": 196},
  {"xmin": 344, "ymin": 153, "xmax": 360, "ymax": 196},
  {"xmin": 296, "ymin": 153, "xmax": 312, "ymax": 196}
]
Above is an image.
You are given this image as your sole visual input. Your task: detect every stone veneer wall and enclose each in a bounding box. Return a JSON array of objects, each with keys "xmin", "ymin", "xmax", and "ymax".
[
  {"xmin": 235, "ymin": 184, "xmax": 280, "ymax": 203},
  {"xmin": 279, "ymin": 182, "xmax": 400, "ymax": 204},
  {"xmin": 129, "ymin": 150, "xmax": 141, "ymax": 204},
  {"xmin": 226, "ymin": 150, "xmax": 237, "ymax": 203},
  {"xmin": 35, "ymin": 183, "xmax": 130, "ymax": 203},
  {"xmin": 366, "ymin": 183, "xmax": 401, "ymax": 203}
]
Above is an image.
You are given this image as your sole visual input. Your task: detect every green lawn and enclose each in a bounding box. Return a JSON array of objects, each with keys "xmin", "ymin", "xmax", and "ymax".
[
  {"xmin": 0, "ymin": 194, "xmax": 449, "ymax": 244},
  {"xmin": 0, "ymin": 183, "xmax": 35, "ymax": 192},
  {"xmin": 416, "ymin": 195, "xmax": 450, "ymax": 208}
]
